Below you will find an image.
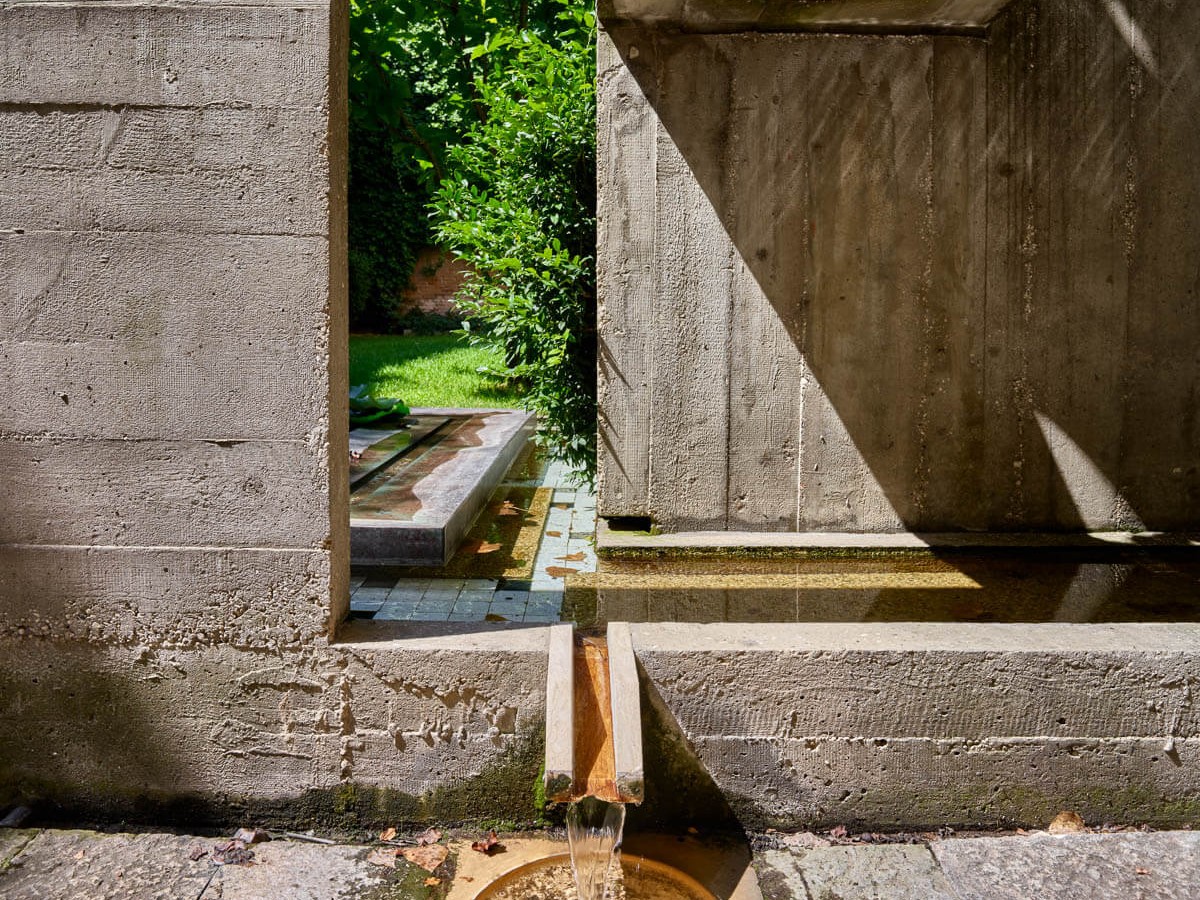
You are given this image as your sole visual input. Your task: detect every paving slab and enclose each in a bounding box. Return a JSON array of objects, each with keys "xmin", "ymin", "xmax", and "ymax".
[
  {"xmin": 932, "ymin": 831, "xmax": 1200, "ymax": 900},
  {"xmin": 755, "ymin": 846, "xmax": 956, "ymax": 900},
  {"xmin": 0, "ymin": 830, "xmax": 386, "ymax": 900}
]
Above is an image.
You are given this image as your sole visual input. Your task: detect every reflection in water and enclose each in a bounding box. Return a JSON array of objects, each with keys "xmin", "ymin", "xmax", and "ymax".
[
  {"xmin": 561, "ymin": 551, "xmax": 1200, "ymax": 627},
  {"xmin": 567, "ymin": 796, "xmax": 626, "ymax": 900}
]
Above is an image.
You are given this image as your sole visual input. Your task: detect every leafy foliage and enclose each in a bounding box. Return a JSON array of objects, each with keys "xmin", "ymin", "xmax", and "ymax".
[
  {"xmin": 431, "ymin": 4, "xmax": 597, "ymax": 477},
  {"xmin": 347, "ymin": 0, "xmax": 567, "ymax": 329}
]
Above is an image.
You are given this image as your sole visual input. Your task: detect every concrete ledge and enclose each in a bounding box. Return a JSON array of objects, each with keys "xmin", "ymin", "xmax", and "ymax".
[
  {"xmin": 629, "ymin": 622, "xmax": 1200, "ymax": 829},
  {"xmin": 598, "ymin": 0, "xmax": 1014, "ymax": 34},
  {"xmin": 607, "ymin": 621, "xmax": 645, "ymax": 804},
  {"xmin": 597, "ymin": 521, "xmax": 1200, "ymax": 557},
  {"xmin": 350, "ymin": 408, "xmax": 534, "ymax": 566}
]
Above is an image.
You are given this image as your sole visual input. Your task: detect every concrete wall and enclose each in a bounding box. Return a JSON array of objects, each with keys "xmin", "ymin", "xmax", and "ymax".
[
  {"xmin": 597, "ymin": 0, "xmax": 1200, "ymax": 533},
  {"xmin": 633, "ymin": 623, "xmax": 1200, "ymax": 830},
  {"xmin": 0, "ymin": 1, "xmax": 545, "ymax": 825}
]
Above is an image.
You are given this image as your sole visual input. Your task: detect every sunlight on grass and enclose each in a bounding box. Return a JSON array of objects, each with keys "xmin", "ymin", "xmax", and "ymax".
[{"xmin": 349, "ymin": 333, "xmax": 522, "ymax": 409}]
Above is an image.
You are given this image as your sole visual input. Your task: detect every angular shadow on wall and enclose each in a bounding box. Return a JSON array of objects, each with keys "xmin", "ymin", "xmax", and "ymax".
[{"xmin": 601, "ymin": 0, "xmax": 1200, "ymax": 534}]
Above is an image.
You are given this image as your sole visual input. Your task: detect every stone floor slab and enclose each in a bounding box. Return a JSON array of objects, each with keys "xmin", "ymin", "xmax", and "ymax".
[
  {"xmin": 0, "ymin": 830, "xmax": 387, "ymax": 900},
  {"xmin": 932, "ymin": 831, "xmax": 1200, "ymax": 900},
  {"xmin": 755, "ymin": 845, "xmax": 956, "ymax": 900}
]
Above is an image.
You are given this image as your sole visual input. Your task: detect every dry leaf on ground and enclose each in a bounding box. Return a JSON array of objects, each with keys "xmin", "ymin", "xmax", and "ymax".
[
  {"xmin": 552, "ymin": 503, "xmax": 571, "ymax": 510},
  {"xmin": 462, "ymin": 539, "xmax": 501, "ymax": 554},
  {"xmin": 544, "ymin": 566, "xmax": 578, "ymax": 578},
  {"xmin": 211, "ymin": 840, "xmax": 255, "ymax": 866},
  {"xmin": 188, "ymin": 844, "xmax": 208, "ymax": 862},
  {"xmin": 828, "ymin": 825, "xmax": 848, "ymax": 841},
  {"xmin": 546, "ymin": 531, "xmax": 562, "ymax": 538},
  {"xmin": 1048, "ymin": 811, "xmax": 1086, "ymax": 834},
  {"xmin": 484, "ymin": 613, "xmax": 508, "ymax": 622},
  {"xmin": 379, "ymin": 827, "xmax": 397, "ymax": 842},
  {"xmin": 471, "ymin": 831, "xmax": 502, "ymax": 854},
  {"xmin": 556, "ymin": 552, "xmax": 586, "ymax": 562},
  {"xmin": 401, "ymin": 844, "xmax": 448, "ymax": 872},
  {"xmin": 415, "ymin": 827, "xmax": 442, "ymax": 846},
  {"xmin": 497, "ymin": 501, "xmax": 525, "ymax": 516},
  {"xmin": 425, "ymin": 877, "xmax": 442, "ymax": 886},
  {"xmin": 366, "ymin": 848, "xmax": 398, "ymax": 868},
  {"xmin": 1136, "ymin": 868, "xmax": 1150, "ymax": 876}
]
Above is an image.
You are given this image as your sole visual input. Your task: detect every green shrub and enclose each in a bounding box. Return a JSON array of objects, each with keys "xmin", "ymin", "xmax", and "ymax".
[{"xmin": 431, "ymin": 3, "xmax": 597, "ymax": 478}]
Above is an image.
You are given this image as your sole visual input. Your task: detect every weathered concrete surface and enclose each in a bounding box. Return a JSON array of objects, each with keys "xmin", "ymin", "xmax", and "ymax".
[
  {"xmin": 0, "ymin": 0, "xmax": 545, "ymax": 827},
  {"xmin": 0, "ymin": 625, "xmax": 548, "ymax": 825},
  {"xmin": 597, "ymin": 0, "xmax": 1200, "ymax": 534},
  {"xmin": 600, "ymin": 0, "xmax": 1014, "ymax": 34},
  {"xmin": 931, "ymin": 830, "xmax": 1200, "ymax": 900},
  {"xmin": 0, "ymin": 829, "xmax": 389, "ymax": 900},
  {"xmin": 631, "ymin": 623, "xmax": 1200, "ymax": 829},
  {"xmin": 755, "ymin": 831, "xmax": 1200, "ymax": 900},
  {"xmin": 756, "ymin": 846, "xmax": 956, "ymax": 900}
]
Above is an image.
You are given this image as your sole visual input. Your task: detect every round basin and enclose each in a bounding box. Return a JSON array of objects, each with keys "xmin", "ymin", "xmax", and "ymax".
[{"xmin": 475, "ymin": 852, "xmax": 717, "ymax": 900}]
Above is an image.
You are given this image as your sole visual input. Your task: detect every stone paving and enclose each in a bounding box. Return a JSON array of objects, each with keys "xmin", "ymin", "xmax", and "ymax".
[
  {"xmin": 2, "ymin": 827, "xmax": 1198, "ymax": 899},
  {"xmin": 349, "ymin": 452, "xmax": 598, "ymax": 624}
]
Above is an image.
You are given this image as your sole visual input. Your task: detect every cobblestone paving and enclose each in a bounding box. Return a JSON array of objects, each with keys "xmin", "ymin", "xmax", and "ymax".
[{"xmin": 349, "ymin": 452, "xmax": 596, "ymax": 624}]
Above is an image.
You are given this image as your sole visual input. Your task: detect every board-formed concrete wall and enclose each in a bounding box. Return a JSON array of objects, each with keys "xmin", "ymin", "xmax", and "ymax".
[
  {"xmin": 597, "ymin": 0, "xmax": 1200, "ymax": 533},
  {"xmin": 0, "ymin": 1, "xmax": 546, "ymax": 825}
]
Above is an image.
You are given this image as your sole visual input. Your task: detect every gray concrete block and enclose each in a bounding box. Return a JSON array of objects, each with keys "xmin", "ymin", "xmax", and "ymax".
[
  {"xmin": 0, "ymin": 5, "xmax": 330, "ymax": 107},
  {"xmin": 0, "ymin": 341, "xmax": 327, "ymax": 440},
  {"xmin": 0, "ymin": 168, "xmax": 328, "ymax": 235},
  {"xmin": 632, "ymin": 624, "xmax": 1200, "ymax": 828},
  {"xmin": 0, "ymin": 106, "xmax": 326, "ymax": 176},
  {"xmin": 932, "ymin": 831, "xmax": 1200, "ymax": 900},
  {"xmin": 0, "ymin": 546, "xmax": 333, "ymax": 650},
  {"xmin": 755, "ymin": 846, "xmax": 956, "ymax": 900},
  {"xmin": 0, "ymin": 438, "xmax": 326, "ymax": 548}
]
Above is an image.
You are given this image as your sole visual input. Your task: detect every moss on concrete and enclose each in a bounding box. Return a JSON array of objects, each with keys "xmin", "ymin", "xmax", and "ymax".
[{"xmin": 2, "ymin": 727, "xmax": 548, "ymax": 835}]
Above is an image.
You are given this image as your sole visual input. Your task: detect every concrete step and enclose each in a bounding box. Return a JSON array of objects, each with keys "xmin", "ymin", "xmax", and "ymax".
[{"xmin": 350, "ymin": 407, "xmax": 534, "ymax": 566}]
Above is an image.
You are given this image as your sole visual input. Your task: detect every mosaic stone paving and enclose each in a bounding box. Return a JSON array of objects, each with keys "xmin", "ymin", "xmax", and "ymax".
[{"xmin": 349, "ymin": 447, "xmax": 597, "ymax": 623}]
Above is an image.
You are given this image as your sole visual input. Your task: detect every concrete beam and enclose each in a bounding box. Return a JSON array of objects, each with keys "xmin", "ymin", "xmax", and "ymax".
[
  {"xmin": 631, "ymin": 623, "xmax": 1200, "ymax": 828},
  {"xmin": 599, "ymin": 0, "xmax": 1013, "ymax": 33}
]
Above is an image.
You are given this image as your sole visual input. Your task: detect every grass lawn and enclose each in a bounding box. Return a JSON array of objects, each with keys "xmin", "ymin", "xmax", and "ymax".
[{"xmin": 348, "ymin": 333, "xmax": 522, "ymax": 409}]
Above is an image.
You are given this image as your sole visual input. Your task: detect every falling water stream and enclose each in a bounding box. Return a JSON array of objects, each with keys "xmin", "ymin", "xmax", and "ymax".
[{"xmin": 567, "ymin": 797, "xmax": 627, "ymax": 900}]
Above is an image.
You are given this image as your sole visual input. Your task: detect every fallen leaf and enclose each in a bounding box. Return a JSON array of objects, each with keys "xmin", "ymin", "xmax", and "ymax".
[
  {"xmin": 552, "ymin": 503, "xmax": 571, "ymax": 510},
  {"xmin": 188, "ymin": 844, "xmax": 208, "ymax": 862},
  {"xmin": 212, "ymin": 839, "xmax": 255, "ymax": 866},
  {"xmin": 401, "ymin": 844, "xmax": 448, "ymax": 872},
  {"xmin": 546, "ymin": 531, "xmax": 562, "ymax": 538},
  {"xmin": 471, "ymin": 830, "xmax": 502, "ymax": 854},
  {"xmin": 366, "ymin": 848, "xmax": 398, "ymax": 868},
  {"xmin": 462, "ymin": 539, "xmax": 501, "ymax": 554},
  {"xmin": 686, "ymin": 827, "xmax": 699, "ymax": 835},
  {"xmin": 497, "ymin": 501, "xmax": 525, "ymax": 516},
  {"xmin": 544, "ymin": 566, "xmax": 578, "ymax": 578},
  {"xmin": 379, "ymin": 827, "xmax": 397, "ymax": 843},
  {"xmin": 484, "ymin": 613, "xmax": 508, "ymax": 622},
  {"xmin": 416, "ymin": 827, "xmax": 442, "ymax": 847},
  {"xmin": 233, "ymin": 827, "xmax": 270, "ymax": 845},
  {"xmin": 425, "ymin": 877, "xmax": 442, "ymax": 886},
  {"xmin": 828, "ymin": 825, "xmax": 848, "ymax": 840},
  {"xmin": 556, "ymin": 552, "xmax": 586, "ymax": 562},
  {"xmin": 1136, "ymin": 867, "xmax": 1150, "ymax": 876},
  {"xmin": 462, "ymin": 876, "xmax": 475, "ymax": 883},
  {"xmin": 1048, "ymin": 811, "xmax": 1086, "ymax": 834}
]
